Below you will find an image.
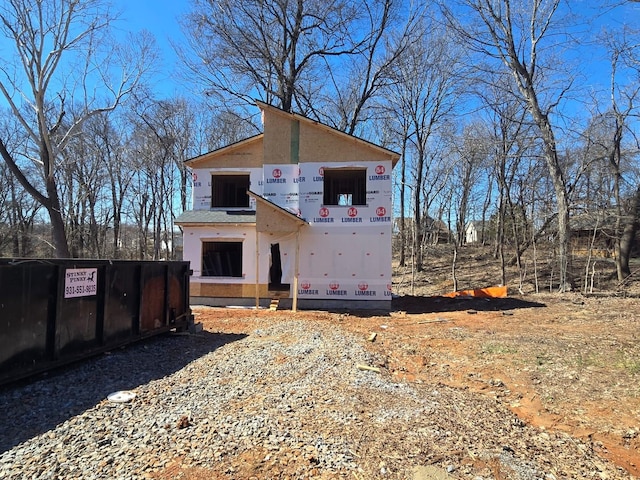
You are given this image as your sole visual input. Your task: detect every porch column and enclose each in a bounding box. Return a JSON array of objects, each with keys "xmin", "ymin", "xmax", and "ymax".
[
  {"xmin": 293, "ymin": 228, "xmax": 300, "ymax": 312},
  {"xmin": 255, "ymin": 231, "xmax": 260, "ymax": 308}
]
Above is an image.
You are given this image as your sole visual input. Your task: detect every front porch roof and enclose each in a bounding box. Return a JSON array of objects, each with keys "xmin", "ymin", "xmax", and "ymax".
[{"xmin": 247, "ymin": 191, "xmax": 308, "ymax": 233}]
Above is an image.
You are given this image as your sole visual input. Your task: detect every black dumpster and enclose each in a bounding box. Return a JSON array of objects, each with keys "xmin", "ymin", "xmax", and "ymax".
[{"xmin": 0, "ymin": 259, "xmax": 191, "ymax": 385}]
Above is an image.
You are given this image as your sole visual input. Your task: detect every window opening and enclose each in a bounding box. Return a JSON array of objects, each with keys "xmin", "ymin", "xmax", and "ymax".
[
  {"xmin": 211, "ymin": 175, "xmax": 250, "ymax": 208},
  {"xmin": 323, "ymin": 169, "xmax": 366, "ymax": 206},
  {"xmin": 202, "ymin": 241, "xmax": 243, "ymax": 277}
]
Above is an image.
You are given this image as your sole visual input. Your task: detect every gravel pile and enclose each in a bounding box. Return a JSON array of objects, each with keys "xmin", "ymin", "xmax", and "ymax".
[{"xmin": 0, "ymin": 318, "xmax": 631, "ymax": 479}]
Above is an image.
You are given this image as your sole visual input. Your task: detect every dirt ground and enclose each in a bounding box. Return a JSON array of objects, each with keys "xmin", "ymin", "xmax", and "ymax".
[
  {"xmin": 165, "ymin": 246, "xmax": 640, "ymax": 479},
  {"xmin": 189, "ymin": 293, "xmax": 639, "ymax": 478}
]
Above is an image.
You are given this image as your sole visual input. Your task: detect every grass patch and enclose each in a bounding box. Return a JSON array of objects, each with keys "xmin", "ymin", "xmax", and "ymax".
[
  {"xmin": 575, "ymin": 352, "xmax": 601, "ymax": 369},
  {"xmin": 614, "ymin": 350, "xmax": 640, "ymax": 374},
  {"xmin": 481, "ymin": 343, "xmax": 518, "ymax": 355}
]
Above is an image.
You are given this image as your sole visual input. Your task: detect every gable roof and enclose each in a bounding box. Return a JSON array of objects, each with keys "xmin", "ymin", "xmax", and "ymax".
[
  {"xmin": 256, "ymin": 101, "xmax": 400, "ymax": 166},
  {"xmin": 185, "ymin": 134, "xmax": 264, "ymax": 167}
]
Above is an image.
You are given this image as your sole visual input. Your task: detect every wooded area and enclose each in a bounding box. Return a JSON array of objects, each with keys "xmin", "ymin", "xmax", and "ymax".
[{"xmin": 0, "ymin": 0, "xmax": 639, "ymax": 291}]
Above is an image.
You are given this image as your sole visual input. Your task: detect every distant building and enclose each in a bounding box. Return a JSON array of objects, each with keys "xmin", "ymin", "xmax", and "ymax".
[
  {"xmin": 465, "ymin": 220, "xmax": 486, "ymax": 244},
  {"xmin": 569, "ymin": 210, "xmax": 618, "ymax": 257},
  {"xmin": 176, "ymin": 102, "xmax": 399, "ymax": 310}
]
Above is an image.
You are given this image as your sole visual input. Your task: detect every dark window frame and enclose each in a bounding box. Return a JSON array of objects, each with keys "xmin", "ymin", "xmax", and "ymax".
[
  {"xmin": 322, "ymin": 168, "xmax": 367, "ymax": 206},
  {"xmin": 211, "ymin": 174, "xmax": 250, "ymax": 208},
  {"xmin": 201, "ymin": 241, "xmax": 243, "ymax": 277}
]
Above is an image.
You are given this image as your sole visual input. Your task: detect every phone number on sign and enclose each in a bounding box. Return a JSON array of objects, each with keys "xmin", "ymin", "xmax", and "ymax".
[{"xmin": 65, "ymin": 284, "xmax": 97, "ymax": 296}]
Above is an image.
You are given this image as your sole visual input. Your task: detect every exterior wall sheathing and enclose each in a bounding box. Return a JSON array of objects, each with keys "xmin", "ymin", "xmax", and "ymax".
[{"xmin": 179, "ymin": 103, "xmax": 398, "ymax": 310}]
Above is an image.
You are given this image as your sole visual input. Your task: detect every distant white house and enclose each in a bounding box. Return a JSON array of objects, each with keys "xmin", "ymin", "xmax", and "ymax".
[
  {"xmin": 175, "ymin": 101, "xmax": 400, "ymax": 310},
  {"xmin": 465, "ymin": 220, "xmax": 485, "ymax": 244}
]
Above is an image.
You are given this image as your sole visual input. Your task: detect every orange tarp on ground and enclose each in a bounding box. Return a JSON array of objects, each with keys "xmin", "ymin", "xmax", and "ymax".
[{"xmin": 442, "ymin": 285, "xmax": 508, "ymax": 299}]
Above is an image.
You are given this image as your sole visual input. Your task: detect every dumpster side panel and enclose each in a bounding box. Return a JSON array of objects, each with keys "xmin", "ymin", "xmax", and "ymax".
[
  {"xmin": 0, "ymin": 264, "xmax": 54, "ymax": 378},
  {"xmin": 167, "ymin": 262, "xmax": 188, "ymax": 325},
  {"xmin": 103, "ymin": 263, "xmax": 140, "ymax": 342},
  {"xmin": 55, "ymin": 265, "xmax": 99, "ymax": 357},
  {"xmin": 140, "ymin": 263, "xmax": 167, "ymax": 332}
]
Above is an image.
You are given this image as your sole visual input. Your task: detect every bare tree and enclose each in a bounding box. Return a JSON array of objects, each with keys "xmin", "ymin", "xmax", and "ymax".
[
  {"xmin": 315, "ymin": 1, "xmax": 422, "ymax": 136},
  {"xmin": 475, "ymin": 77, "xmax": 532, "ymax": 283},
  {"xmin": 452, "ymin": 122, "xmax": 489, "ymax": 247},
  {"xmin": 383, "ymin": 18, "xmax": 463, "ymax": 272},
  {"xmin": 0, "ymin": 114, "xmax": 42, "ymax": 256},
  {"xmin": 0, "ymin": 0, "xmax": 155, "ymax": 257},
  {"xmin": 603, "ymin": 28, "xmax": 640, "ymax": 281},
  {"xmin": 442, "ymin": 0, "xmax": 575, "ymax": 290},
  {"xmin": 0, "ymin": 161, "xmax": 42, "ymax": 257},
  {"xmin": 88, "ymin": 113, "xmax": 131, "ymax": 258},
  {"xmin": 182, "ymin": 0, "xmax": 364, "ymax": 113}
]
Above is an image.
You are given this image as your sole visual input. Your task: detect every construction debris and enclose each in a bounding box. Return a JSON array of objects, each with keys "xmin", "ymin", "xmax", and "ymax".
[{"xmin": 357, "ymin": 364, "xmax": 381, "ymax": 373}]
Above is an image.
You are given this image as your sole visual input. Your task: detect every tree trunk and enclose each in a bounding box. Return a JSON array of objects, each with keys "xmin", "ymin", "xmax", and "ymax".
[
  {"xmin": 617, "ymin": 185, "xmax": 640, "ymax": 280},
  {"xmin": 554, "ymin": 187, "xmax": 572, "ymax": 291},
  {"xmin": 508, "ymin": 213, "xmax": 558, "ymax": 266},
  {"xmin": 399, "ymin": 144, "xmax": 407, "ymax": 267},
  {"xmin": 413, "ymin": 168, "xmax": 424, "ymax": 272},
  {"xmin": 46, "ymin": 176, "xmax": 71, "ymax": 258}
]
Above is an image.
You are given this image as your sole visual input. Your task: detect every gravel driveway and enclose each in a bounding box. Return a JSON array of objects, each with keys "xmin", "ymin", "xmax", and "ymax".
[{"xmin": 0, "ymin": 313, "xmax": 631, "ymax": 479}]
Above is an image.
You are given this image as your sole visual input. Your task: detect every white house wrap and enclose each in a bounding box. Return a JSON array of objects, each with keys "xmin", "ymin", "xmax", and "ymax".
[{"xmin": 176, "ymin": 102, "xmax": 399, "ymax": 310}]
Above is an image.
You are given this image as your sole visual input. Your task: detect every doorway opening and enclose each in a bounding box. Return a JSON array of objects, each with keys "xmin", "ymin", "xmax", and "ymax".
[{"xmin": 269, "ymin": 243, "xmax": 290, "ymax": 291}]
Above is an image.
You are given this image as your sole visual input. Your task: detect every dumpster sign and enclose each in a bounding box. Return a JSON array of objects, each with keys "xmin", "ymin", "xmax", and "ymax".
[{"xmin": 64, "ymin": 268, "xmax": 98, "ymax": 298}]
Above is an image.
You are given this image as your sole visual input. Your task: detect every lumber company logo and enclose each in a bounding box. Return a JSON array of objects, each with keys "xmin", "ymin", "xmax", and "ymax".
[
  {"xmin": 342, "ymin": 206, "xmax": 361, "ymax": 223},
  {"xmin": 385, "ymin": 283, "xmax": 393, "ymax": 297},
  {"xmin": 267, "ymin": 168, "xmax": 286, "ymax": 184},
  {"xmin": 369, "ymin": 164, "xmax": 390, "ymax": 181},
  {"xmin": 313, "ymin": 167, "xmax": 324, "ymax": 182},
  {"xmin": 298, "ymin": 281, "xmax": 318, "ymax": 295},
  {"xmin": 355, "ymin": 282, "xmax": 376, "ymax": 296},
  {"xmin": 294, "ymin": 166, "xmax": 305, "ymax": 183},
  {"xmin": 371, "ymin": 206, "xmax": 391, "ymax": 223},
  {"xmin": 192, "ymin": 172, "xmax": 202, "ymax": 187},
  {"xmin": 314, "ymin": 207, "xmax": 333, "ymax": 223},
  {"xmin": 326, "ymin": 282, "xmax": 347, "ymax": 296}
]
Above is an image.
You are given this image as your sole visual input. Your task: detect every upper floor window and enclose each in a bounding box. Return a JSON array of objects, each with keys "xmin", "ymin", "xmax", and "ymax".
[
  {"xmin": 323, "ymin": 168, "xmax": 366, "ymax": 206},
  {"xmin": 211, "ymin": 174, "xmax": 250, "ymax": 208}
]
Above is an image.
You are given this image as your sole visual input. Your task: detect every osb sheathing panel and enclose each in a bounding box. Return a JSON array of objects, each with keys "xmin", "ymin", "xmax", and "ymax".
[
  {"xmin": 298, "ymin": 122, "xmax": 391, "ymax": 163},
  {"xmin": 262, "ymin": 109, "xmax": 394, "ymax": 165},
  {"xmin": 194, "ymin": 282, "xmax": 269, "ymax": 298},
  {"xmin": 263, "ymin": 113, "xmax": 292, "ymax": 164},
  {"xmin": 192, "ymin": 139, "xmax": 264, "ymax": 169},
  {"xmin": 256, "ymin": 202, "xmax": 302, "ymax": 233}
]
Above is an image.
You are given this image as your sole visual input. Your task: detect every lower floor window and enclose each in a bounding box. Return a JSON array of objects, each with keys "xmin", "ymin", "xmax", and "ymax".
[{"xmin": 202, "ymin": 241, "xmax": 243, "ymax": 277}]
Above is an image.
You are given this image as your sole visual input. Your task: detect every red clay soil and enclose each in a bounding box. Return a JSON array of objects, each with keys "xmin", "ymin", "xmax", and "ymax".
[{"xmin": 186, "ymin": 293, "xmax": 639, "ymax": 478}]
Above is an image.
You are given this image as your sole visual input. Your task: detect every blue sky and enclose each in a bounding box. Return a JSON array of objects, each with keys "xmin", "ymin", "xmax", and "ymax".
[
  {"xmin": 109, "ymin": 1, "xmax": 640, "ymax": 102},
  {"xmin": 112, "ymin": 0, "xmax": 189, "ymax": 97}
]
